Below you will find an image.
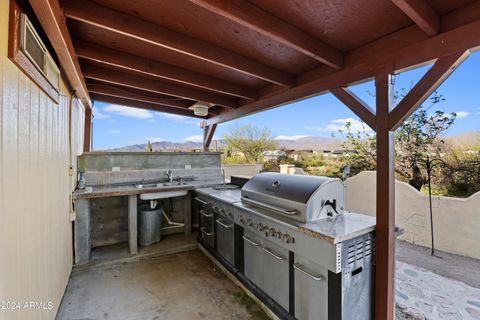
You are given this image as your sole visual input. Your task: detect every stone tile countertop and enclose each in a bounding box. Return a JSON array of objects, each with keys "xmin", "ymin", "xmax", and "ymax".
[
  {"xmin": 73, "ymin": 183, "xmax": 197, "ymax": 200},
  {"xmin": 299, "ymin": 212, "xmax": 376, "ymax": 244},
  {"xmin": 195, "ymin": 187, "xmax": 242, "ymax": 204}
]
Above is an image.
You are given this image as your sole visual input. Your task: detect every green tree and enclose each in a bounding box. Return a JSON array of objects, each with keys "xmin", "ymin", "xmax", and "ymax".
[
  {"xmin": 338, "ymin": 91, "xmax": 456, "ymax": 191},
  {"xmin": 223, "ymin": 125, "xmax": 277, "ymax": 163}
]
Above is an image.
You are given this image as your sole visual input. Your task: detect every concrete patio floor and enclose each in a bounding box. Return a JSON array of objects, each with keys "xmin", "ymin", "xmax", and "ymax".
[{"xmin": 56, "ymin": 250, "xmax": 269, "ymax": 320}]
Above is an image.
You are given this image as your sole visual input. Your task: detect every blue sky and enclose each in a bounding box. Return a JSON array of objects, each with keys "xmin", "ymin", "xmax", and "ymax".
[{"xmin": 92, "ymin": 52, "xmax": 480, "ymax": 150}]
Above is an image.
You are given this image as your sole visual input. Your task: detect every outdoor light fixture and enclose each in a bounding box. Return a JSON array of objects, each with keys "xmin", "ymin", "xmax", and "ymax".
[{"xmin": 191, "ymin": 102, "xmax": 210, "ymax": 116}]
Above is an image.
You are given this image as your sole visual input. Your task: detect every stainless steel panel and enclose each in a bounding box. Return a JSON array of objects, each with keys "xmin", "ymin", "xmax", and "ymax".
[
  {"xmin": 262, "ymin": 238, "xmax": 289, "ymax": 310},
  {"xmin": 200, "ymin": 227, "xmax": 214, "ymax": 248},
  {"xmin": 216, "ymin": 217, "xmax": 235, "ymax": 265},
  {"xmin": 294, "ymin": 255, "xmax": 328, "ymax": 320},
  {"xmin": 243, "ymin": 230, "xmax": 264, "ymax": 289}
]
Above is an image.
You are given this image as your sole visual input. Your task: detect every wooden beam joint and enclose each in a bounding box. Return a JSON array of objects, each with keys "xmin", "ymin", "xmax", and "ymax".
[{"xmin": 392, "ymin": 0, "xmax": 440, "ymax": 36}]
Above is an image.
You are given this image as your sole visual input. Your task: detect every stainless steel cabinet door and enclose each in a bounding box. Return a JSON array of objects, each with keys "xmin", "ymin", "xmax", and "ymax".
[
  {"xmin": 216, "ymin": 217, "xmax": 234, "ymax": 265},
  {"xmin": 262, "ymin": 238, "xmax": 289, "ymax": 310},
  {"xmin": 294, "ymin": 255, "xmax": 328, "ymax": 320},
  {"xmin": 243, "ymin": 230, "xmax": 263, "ymax": 289}
]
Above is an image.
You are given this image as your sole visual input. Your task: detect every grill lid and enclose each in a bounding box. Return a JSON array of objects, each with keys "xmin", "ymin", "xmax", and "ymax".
[{"xmin": 241, "ymin": 173, "xmax": 345, "ymax": 222}]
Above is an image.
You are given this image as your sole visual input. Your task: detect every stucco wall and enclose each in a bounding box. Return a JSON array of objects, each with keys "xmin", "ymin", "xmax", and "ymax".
[
  {"xmin": 345, "ymin": 171, "xmax": 480, "ymax": 259},
  {"xmin": 222, "ymin": 163, "xmax": 262, "ymax": 179},
  {"xmin": 0, "ymin": 2, "xmax": 86, "ymax": 319}
]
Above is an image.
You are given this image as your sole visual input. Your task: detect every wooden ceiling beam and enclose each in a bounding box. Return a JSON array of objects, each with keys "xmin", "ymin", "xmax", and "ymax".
[
  {"xmin": 90, "ymin": 93, "xmax": 204, "ymax": 118},
  {"xmin": 392, "ymin": 0, "xmax": 440, "ymax": 36},
  {"xmin": 27, "ymin": 0, "xmax": 91, "ymax": 108},
  {"xmin": 389, "ymin": 50, "xmax": 470, "ymax": 131},
  {"xmin": 83, "ymin": 64, "xmax": 238, "ymax": 108},
  {"xmin": 207, "ymin": 13, "xmax": 480, "ymax": 125},
  {"xmin": 75, "ymin": 40, "xmax": 258, "ymax": 100},
  {"xmin": 63, "ymin": 0, "xmax": 295, "ymax": 87},
  {"xmin": 87, "ymin": 84, "xmax": 194, "ymax": 110},
  {"xmin": 330, "ymin": 87, "xmax": 376, "ymax": 130},
  {"xmin": 189, "ymin": 0, "xmax": 343, "ymax": 69}
]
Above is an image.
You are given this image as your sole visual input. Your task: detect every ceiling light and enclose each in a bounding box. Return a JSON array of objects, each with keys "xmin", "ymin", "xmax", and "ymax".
[{"xmin": 191, "ymin": 102, "xmax": 210, "ymax": 117}]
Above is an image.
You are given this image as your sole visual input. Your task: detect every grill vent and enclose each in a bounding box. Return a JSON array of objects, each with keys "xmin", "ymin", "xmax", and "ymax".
[{"xmin": 347, "ymin": 238, "xmax": 373, "ymax": 267}]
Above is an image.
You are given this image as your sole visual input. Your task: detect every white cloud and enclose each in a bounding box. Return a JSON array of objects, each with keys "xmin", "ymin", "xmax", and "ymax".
[
  {"xmin": 306, "ymin": 118, "xmax": 372, "ymax": 133},
  {"xmin": 158, "ymin": 113, "xmax": 199, "ymax": 125},
  {"xmin": 275, "ymin": 135, "xmax": 310, "ymax": 140},
  {"xmin": 146, "ymin": 137, "xmax": 164, "ymax": 142},
  {"xmin": 455, "ymin": 111, "xmax": 469, "ymax": 119},
  {"xmin": 93, "ymin": 106, "xmax": 111, "ymax": 119},
  {"xmin": 108, "ymin": 129, "xmax": 120, "ymax": 134},
  {"xmin": 103, "ymin": 104, "xmax": 153, "ymax": 119},
  {"xmin": 184, "ymin": 135, "xmax": 204, "ymax": 143}
]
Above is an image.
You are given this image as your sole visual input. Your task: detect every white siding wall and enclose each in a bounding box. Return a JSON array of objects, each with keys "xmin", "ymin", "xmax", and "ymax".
[{"xmin": 0, "ymin": 2, "xmax": 85, "ymax": 318}]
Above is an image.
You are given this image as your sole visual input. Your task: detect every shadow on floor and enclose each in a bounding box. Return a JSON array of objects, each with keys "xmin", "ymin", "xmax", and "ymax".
[{"xmin": 57, "ymin": 249, "xmax": 270, "ymax": 320}]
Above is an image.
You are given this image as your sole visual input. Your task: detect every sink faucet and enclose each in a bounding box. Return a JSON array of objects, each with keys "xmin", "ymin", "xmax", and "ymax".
[
  {"xmin": 165, "ymin": 170, "xmax": 173, "ymax": 183},
  {"xmin": 221, "ymin": 169, "xmax": 226, "ymax": 187}
]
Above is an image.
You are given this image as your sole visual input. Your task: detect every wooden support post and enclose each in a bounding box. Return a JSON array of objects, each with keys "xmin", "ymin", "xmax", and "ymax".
[
  {"xmin": 203, "ymin": 123, "xmax": 217, "ymax": 152},
  {"xmin": 375, "ymin": 73, "xmax": 395, "ymax": 320},
  {"xmin": 83, "ymin": 107, "xmax": 92, "ymax": 152}
]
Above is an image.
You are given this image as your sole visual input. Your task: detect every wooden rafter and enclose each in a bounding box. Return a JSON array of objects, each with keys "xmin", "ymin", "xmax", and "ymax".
[
  {"xmin": 203, "ymin": 124, "xmax": 217, "ymax": 151},
  {"xmin": 63, "ymin": 0, "xmax": 295, "ymax": 87},
  {"xmin": 330, "ymin": 87, "xmax": 376, "ymax": 130},
  {"xmin": 189, "ymin": 0, "xmax": 343, "ymax": 69},
  {"xmin": 87, "ymin": 84, "xmax": 194, "ymax": 110},
  {"xmin": 207, "ymin": 13, "xmax": 480, "ymax": 125},
  {"xmin": 83, "ymin": 64, "xmax": 238, "ymax": 108},
  {"xmin": 392, "ymin": 0, "xmax": 440, "ymax": 36},
  {"xmin": 27, "ymin": 0, "xmax": 91, "ymax": 108},
  {"xmin": 83, "ymin": 107, "xmax": 92, "ymax": 152},
  {"xmin": 389, "ymin": 50, "xmax": 470, "ymax": 130},
  {"xmin": 90, "ymin": 93, "xmax": 204, "ymax": 118},
  {"xmin": 374, "ymin": 73, "xmax": 396, "ymax": 320},
  {"xmin": 75, "ymin": 40, "xmax": 258, "ymax": 100}
]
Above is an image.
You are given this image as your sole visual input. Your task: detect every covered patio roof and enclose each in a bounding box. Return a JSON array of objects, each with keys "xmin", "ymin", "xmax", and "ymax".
[{"xmin": 28, "ymin": 1, "xmax": 480, "ymax": 319}]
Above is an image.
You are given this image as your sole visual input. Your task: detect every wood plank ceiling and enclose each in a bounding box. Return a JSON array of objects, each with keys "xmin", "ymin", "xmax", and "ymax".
[{"xmin": 58, "ymin": 0, "xmax": 480, "ymax": 121}]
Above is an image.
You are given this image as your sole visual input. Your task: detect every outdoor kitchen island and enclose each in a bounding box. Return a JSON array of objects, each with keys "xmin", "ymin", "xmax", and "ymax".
[{"xmin": 195, "ymin": 173, "xmax": 376, "ymax": 320}]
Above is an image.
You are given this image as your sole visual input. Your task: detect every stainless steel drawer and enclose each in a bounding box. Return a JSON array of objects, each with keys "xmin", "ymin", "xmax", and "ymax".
[
  {"xmin": 216, "ymin": 217, "xmax": 234, "ymax": 265},
  {"xmin": 262, "ymin": 238, "xmax": 289, "ymax": 310},
  {"xmin": 200, "ymin": 227, "xmax": 214, "ymax": 248},
  {"xmin": 243, "ymin": 230, "xmax": 263, "ymax": 289},
  {"xmin": 294, "ymin": 255, "xmax": 328, "ymax": 320}
]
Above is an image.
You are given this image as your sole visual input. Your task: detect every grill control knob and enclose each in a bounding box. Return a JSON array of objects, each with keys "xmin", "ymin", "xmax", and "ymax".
[
  {"xmin": 256, "ymin": 223, "xmax": 263, "ymax": 230},
  {"xmin": 275, "ymin": 231, "xmax": 283, "ymax": 239},
  {"xmin": 282, "ymin": 233, "xmax": 294, "ymax": 244},
  {"xmin": 268, "ymin": 227, "xmax": 276, "ymax": 236},
  {"xmin": 246, "ymin": 218, "xmax": 253, "ymax": 227},
  {"xmin": 239, "ymin": 215, "xmax": 246, "ymax": 224}
]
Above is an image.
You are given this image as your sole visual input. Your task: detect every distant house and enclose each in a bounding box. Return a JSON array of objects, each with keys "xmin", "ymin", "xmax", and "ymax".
[
  {"xmin": 285, "ymin": 149, "xmax": 315, "ymax": 161},
  {"xmin": 263, "ymin": 150, "xmax": 287, "ymax": 161}
]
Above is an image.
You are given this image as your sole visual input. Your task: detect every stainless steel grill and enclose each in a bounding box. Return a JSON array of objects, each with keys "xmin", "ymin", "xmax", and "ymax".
[{"xmin": 241, "ymin": 172, "xmax": 345, "ymax": 223}]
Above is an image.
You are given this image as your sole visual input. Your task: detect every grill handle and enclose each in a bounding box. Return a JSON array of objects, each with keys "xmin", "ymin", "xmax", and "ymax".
[
  {"xmin": 194, "ymin": 197, "xmax": 209, "ymax": 205},
  {"xmin": 200, "ymin": 227, "xmax": 213, "ymax": 236},
  {"xmin": 293, "ymin": 263, "xmax": 324, "ymax": 281},
  {"xmin": 262, "ymin": 247, "xmax": 286, "ymax": 260},
  {"xmin": 241, "ymin": 196, "xmax": 298, "ymax": 216},
  {"xmin": 200, "ymin": 210, "xmax": 212, "ymax": 218},
  {"xmin": 216, "ymin": 219, "xmax": 233, "ymax": 229},
  {"xmin": 242, "ymin": 236, "xmax": 260, "ymax": 246}
]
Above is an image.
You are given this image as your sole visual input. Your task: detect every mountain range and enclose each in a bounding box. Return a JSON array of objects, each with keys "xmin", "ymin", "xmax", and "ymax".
[{"xmin": 106, "ymin": 131, "xmax": 478, "ymax": 152}]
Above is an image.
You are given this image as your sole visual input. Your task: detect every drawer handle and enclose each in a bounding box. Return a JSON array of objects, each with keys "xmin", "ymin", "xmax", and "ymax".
[
  {"xmin": 194, "ymin": 197, "xmax": 209, "ymax": 205},
  {"xmin": 200, "ymin": 227, "xmax": 213, "ymax": 236},
  {"xmin": 242, "ymin": 236, "xmax": 260, "ymax": 246},
  {"xmin": 262, "ymin": 247, "xmax": 285, "ymax": 260},
  {"xmin": 216, "ymin": 219, "xmax": 233, "ymax": 229},
  {"xmin": 293, "ymin": 263, "xmax": 324, "ymax": 281},
  {"xmin": 200, "ymin": 210, "xmax": 212, "ymax": 218}
]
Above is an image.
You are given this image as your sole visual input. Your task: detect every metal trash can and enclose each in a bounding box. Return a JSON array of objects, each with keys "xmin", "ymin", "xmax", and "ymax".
[{"xmin": 138, "ymin": 206, "xmax": 163, "ymax": 246}]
